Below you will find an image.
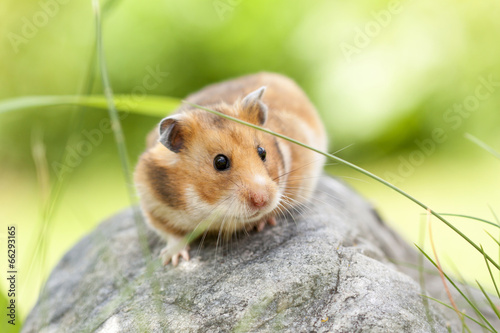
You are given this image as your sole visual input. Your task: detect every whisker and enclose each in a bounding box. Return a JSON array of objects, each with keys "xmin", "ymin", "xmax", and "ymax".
[
  {"xmin": 274, "ymin": 202, "xmax": 287, "ymax": 226},
  {"xmin": 335, "ymin": 175, "xmax": 370, "ymax": 184},
  {"xmin": 280, "ymin": 194, "xmax": 313, "ymax": 218},
  {"xmin": 196, "ymin": 215, "xmax": 219, "ymax": 258},
  {"xmin": 281, "ymin": 193, "xmax": 312, "ymax": 211},
  {"xmin": 273, "ymin": 205, "xmax": 284, "ymax": 220},
  {"xmin": 216, "ymin": 206, "xmax": 231, "ymax": 258},
  {"xmin": 278, "ymin": 175, "xmax": 324, "ymax": 185},
  {"xmin": 274, "ymin": 200, "xmax": 288, "ymax": 220},
  {"xmin": 281, "ymin": 185, "xmax": 342, "ymax": 204},
  {"xmin": 228, "ymin": 178, "xmax": 241, "ymax": 189},
  {"xmin": 273, "ymin": 156, "xmax": 325, "ymax": 181},
  {"xmin": 194, "ymin": 195, "xmax": 234, "ymax": 257},
  {"xmin": 289, "ymin": 191, "xmax": 336, "ymax": 211},
  {"xmin": 276, "ymin": 195, "xmax": 300, "ymax": 226}
]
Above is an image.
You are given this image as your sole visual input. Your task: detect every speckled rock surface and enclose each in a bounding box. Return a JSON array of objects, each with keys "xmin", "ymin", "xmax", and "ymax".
[{"xmin": 22, "ymin": 176, "xmax": 496, "ymax": 332}]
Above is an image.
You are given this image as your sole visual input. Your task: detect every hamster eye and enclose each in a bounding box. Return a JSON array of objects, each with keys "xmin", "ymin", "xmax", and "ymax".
[
  {"xmin": 257, "ymin": 147, "xmax": 266, "ymax": 161},
  {"xmin": 213, "ymin": 154, "xmax": 230, "ymax": 171}
]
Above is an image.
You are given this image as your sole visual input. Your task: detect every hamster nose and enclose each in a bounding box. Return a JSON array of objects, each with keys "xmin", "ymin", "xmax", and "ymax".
[{"xmin": 249, "ymin": 191, "xmax": 269, "ymax": 208}]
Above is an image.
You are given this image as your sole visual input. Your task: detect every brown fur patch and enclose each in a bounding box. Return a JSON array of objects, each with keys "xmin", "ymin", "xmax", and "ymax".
[{"xmin": 144, "ymin": 158, "xmax": 184, "ymax": 208}]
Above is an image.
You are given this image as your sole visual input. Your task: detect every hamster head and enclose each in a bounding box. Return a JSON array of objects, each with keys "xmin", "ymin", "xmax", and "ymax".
[{"xmin": 157, "ymin": 87, "xmax": 285, "ymax": 232}]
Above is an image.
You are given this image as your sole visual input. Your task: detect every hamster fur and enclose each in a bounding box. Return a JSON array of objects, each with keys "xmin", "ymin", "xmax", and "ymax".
[{"xmin": 134, "ymin": 72, "xmax": 327, "ymax": 266}]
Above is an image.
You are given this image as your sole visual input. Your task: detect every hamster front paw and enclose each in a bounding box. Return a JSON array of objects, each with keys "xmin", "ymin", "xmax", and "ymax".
[
  {"xmin": 160, "ymin": 233, "xmax": 190, "ymax": 266},
  {"xmin": 160, "ymin": 245, "xmax": 190, "ymax": 266},
  {"xmin": 257, "ymin": 216, "xmax": 277, "ymax": 231},
  {"xmin": 248, "ymin": 216, "xmax": 277, "ymax": 232}
]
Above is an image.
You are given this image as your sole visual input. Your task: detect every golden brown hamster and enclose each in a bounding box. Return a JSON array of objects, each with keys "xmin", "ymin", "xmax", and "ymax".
[{"xmin": 134, "ymin": 72, "xmax": 327, "ymax": 266}]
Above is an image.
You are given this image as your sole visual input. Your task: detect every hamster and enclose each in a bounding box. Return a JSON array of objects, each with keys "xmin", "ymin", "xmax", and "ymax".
[{"xmin": 134, "ymin": 72, "xmax": 327, "ymax": 266}]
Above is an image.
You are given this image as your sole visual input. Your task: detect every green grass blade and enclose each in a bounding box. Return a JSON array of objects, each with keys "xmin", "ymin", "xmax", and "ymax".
[
  {"xmin": 93, "ymin": 0, "xmax": 132, "ymax": 197},
  {"xmin": 82, "ymin": 95, "xmax": 180, "ymax": 116},
  {"xmin": 388, "ymin": 258, "xmax": 440, "ymax": 276},
  {"xmin": 445, "ymin": 258, "xmax": 490, "ymax": 333},
  {"xmin": 0, "ymin": 95, "xmax": 180, "ymax": 117},
  {"xmin": 186, "ymin": 101, "xmax": 500, "ymax": 271},
  {"xmin": 476, "ymin": 281, "xmax": 500, "ymax": 320},
  {"xmin": 0, "ymin": 95, "xmax": 79, "ymax": 113},
  {"xmin": 489, "ymin": 206, "xmax": 500, "ymax": 226},
  {"xmin": 465, "ymin": 133, "xmax": 500, "ymax": 160},
  {"xmin": 417, "ymin": 217, "xmax": 437, "ymax": 333},
  {"xmin": 416, "ymin": 245, "xmax": 496, "ymax": 331},
  {"xmin": 92, "ymin": 1, "xmax": 169, "ymax": 329},
  {"xmin": 486, "ymin": 232, "xmax": 500, "ymax": 247},
  {"xmin": 480, "ymin": 245, "xmax": 500, "ymax": 299},
  {"xmin": 491, "ymin": 209, "xmax": 500, "ymax": 288},
  {"xmin": 421, "ymin": 295, "xmax": 495, "ymax": 332},
  {"xmin": 437, "ymin": 214, "xmax": 499, "ymax": 229},
  {"xmin": 92, "ymin": 0, "xmax": 151, "ymax": 249},
  {"xmin": 92, "ymin": 4, "xmax": 170, "ymax": 326}
]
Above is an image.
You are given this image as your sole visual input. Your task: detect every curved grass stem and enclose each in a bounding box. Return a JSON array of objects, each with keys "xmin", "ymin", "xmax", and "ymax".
[{"xmin": 185, "ymin": 101, "xmax": 500, "ymax": 271}]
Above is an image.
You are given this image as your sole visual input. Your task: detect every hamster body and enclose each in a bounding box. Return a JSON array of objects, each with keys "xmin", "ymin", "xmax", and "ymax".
[{"xmin": 134, "ymin": 72, "xmax": 327, "ymax": 265}]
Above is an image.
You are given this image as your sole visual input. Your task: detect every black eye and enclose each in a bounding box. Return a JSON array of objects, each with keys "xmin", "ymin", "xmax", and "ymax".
[
  {"xmin": 257, "ymin": 147, "xmax": 266, "ymax": 161},
  {"xmin": 213, "ymin": 154, "xmax": 230, "ymax": 171}
]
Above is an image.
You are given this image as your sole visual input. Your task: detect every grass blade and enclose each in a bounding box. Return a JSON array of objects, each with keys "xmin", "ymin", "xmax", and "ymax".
[
  {"xmin": 186, "ymin": 101, "xmax": 500, "ymax": 271},
  {"xmin": 0, "ymin": 95, "xmax": 180, "ymax": 117},
  {"xmin": 416, "ymin": 245, "xmax": 496, "ymax": 332},
  {"xmin": 491, "ymin": 208, "xmax": 500, "ymax": 290},
  {"xmin": 417, "ymin": 214, "xmax": 437, "ymax": 333},
  {"xmin": 486, "ymin": 232, "xmax": 500, "ymax": 247},
  {"xmin": 92, "ymin": 0, "xmax": 155, "ymax": 257},
  {"xmin": 476, "ymin": 281, "xmax": 500, "ymax": 320},
  {"xmin": 480, "ymin": 245, "xmax": 500, "ymax": 299},
  {"xmin": 465, "ymin": 133, "xmax": 500, "ymax": 160},
  {"xmin": 437, "ymin": 214, "xmax": 499, "ymax": 229},
  {"xmin": 421, "ymin": 295, "xmax": 495, "ymax": 332},
  {"xmin": 0, "ymin": 95, "xmax": 79, "ymax": 113},
  {"xmin": 489, "ymin": 206, "xmax": 500, "ymax": 226},
  {"xmin": 445, "ymin": 259, "xmax": 490, "ymax": 333},
  {"xmin": 427, "ymin": 210, "xmax": 461, "ymax": 317}
]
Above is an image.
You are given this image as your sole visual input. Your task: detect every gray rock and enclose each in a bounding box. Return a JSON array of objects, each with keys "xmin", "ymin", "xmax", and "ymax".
[{"xmin": 22, "ymin": 176, "xmax": 497, "ymax": 332}]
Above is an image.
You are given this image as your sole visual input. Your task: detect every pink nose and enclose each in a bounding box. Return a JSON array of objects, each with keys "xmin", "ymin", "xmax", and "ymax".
[{"xmin": 250, "ymin": 191, "xmax": 269, "ymax": 208}]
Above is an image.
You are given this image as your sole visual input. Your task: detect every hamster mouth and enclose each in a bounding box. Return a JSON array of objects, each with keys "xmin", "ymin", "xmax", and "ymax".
[
  {"xmin": 240, "ymin": 210, "xmax": 264, "ymax": 223},
  {"xmin": 248, "ymin": 211, "xmax": 261, "ymax": 218},
  {"xmin": 245, "ymin": 204, "xmax": 275, "ymax": 221},
  {"xmin": 222, "ymin": 192, "xmax": 280, "ymax": 223},
  {"xmin": 225, "ymin": 209, "xmax": 263, "ymax": 222}
]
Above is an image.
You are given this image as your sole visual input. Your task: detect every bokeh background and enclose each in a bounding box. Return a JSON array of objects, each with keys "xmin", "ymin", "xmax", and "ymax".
[{"xmin": 1, "ymin": 0, "xmax": 499, "ymax": 330}]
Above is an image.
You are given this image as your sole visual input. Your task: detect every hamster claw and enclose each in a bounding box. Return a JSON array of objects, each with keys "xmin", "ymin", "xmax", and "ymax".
[
  {"xmin": 267, "ymin": 216, "xmax": 277, "ymax": 226},
  {"xmin": 256, "ymin": 220, "xmax": 266, "ymax": 232},
  {"xmin": 171, "ymin": 248, "xmax": 190, "ymax": 267},
  {"xmin": 160, "ymin": 245, "xmax": 190, "ymax": 266},
  {"xmin": 255, "ymin": 216, "xmax": 277, "ymax": 232}
]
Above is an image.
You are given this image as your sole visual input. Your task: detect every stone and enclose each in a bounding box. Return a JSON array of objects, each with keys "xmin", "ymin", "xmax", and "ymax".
[{"xmin": 22, "ymin": 176, "xmax": 498, "ymax": 332}]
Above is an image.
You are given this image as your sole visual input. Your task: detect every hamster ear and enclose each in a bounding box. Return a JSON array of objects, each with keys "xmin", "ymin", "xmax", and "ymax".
[
  {"xmin": 158, "ymin": 115, "xmax": 185, "ymax": 153},
  {"xmin": 241, "ymin": 86, "xmax": 268, "ymax": 126}
]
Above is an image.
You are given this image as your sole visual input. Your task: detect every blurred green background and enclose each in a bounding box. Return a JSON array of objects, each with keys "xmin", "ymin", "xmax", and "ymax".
[{"xmin": 1, "ymin": 0, "xmax": 500, "ymax": 331}]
